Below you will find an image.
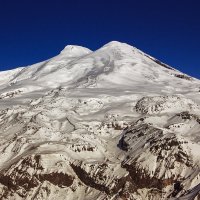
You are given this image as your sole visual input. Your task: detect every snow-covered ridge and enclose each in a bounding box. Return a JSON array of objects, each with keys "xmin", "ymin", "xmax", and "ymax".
[
  {"xmin": 60, "ymin": 45, "xmax": 92, "ymax": 56},
  {"xmin": 0, "ymin": 41, "xmax": 200, "ymax": 199},
  {"xmin": 135, "ymin": 95, "xmax": 200, "ymax": 114}
]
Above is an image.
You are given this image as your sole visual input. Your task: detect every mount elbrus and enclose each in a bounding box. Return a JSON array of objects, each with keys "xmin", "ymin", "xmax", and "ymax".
[{"xmin": 0, "ymin": 41, "xmax": 200, "ymax": 200}]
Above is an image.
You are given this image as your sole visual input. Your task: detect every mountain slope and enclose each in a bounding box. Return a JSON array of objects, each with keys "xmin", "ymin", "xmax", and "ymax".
[{"xmin": 0, "ymin": 41, "xmax": 199, "ymax": 200}]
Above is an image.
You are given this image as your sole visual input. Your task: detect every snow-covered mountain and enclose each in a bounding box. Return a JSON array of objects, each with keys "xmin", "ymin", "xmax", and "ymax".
[{"xmin": 0, "ymin": 41, "xmax": 200, "ymax": 200}]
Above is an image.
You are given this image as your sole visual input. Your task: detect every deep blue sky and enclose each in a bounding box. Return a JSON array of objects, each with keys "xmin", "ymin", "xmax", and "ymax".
[{"xmin": 0, "ymin": 0, "xmax": 200, "ymax": 78}]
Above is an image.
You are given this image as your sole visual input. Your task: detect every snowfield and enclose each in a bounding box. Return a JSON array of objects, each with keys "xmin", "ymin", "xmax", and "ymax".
[{"xmin": 0, "ymin": 41, "xmax": 199, "ymax": 199}]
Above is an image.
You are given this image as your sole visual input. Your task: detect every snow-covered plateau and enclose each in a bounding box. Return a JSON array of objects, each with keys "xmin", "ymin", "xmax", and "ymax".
[{"xmin": 0, "ymin": 41, "xmax": 199, "ymax": 200}]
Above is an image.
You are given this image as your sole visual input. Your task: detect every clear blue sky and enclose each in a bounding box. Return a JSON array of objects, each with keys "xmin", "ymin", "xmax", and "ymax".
[{"xmin": 0, "ymin": 0, "xmax": 200, "ymax": 79}]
